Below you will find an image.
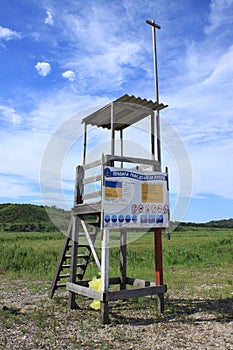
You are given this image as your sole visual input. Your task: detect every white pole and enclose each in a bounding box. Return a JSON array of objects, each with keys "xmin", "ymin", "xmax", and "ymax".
[{"xmin": 146, "ymin": 19, "xmax": 161, "ymax": 166}]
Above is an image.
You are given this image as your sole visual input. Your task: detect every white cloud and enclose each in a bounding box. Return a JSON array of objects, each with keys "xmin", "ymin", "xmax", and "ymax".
[
  {"xmin": 0, "ymin": 105, "xmax": 22, "ymax": 124},
  {"xmin": 205, "ymin": 0, "xmax": 233, "ymax": 34},
  {"xmin": 45, "ymin": 10, "xmax": 54, "ymax": 26},
  {"xmin": 35, "ymin": 61, "xmax": 51, "ymax": 77},
  {"xmin": 0, "ymin": 25, "xmax": 21, "ymax": 41},
  {"xmin": 62, "ymin": 70, "xmax": 76, "ymax": 81}
]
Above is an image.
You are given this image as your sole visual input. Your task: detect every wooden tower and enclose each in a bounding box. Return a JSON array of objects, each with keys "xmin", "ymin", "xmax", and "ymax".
[{"xmin": 50, "ymin": 94, "xmax": 170, "ymax": 323}]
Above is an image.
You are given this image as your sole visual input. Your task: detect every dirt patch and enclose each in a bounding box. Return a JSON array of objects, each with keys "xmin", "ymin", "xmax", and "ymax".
[{"xmin": 0, "ymin": 277, "xmax": 232, "ymax": 349}]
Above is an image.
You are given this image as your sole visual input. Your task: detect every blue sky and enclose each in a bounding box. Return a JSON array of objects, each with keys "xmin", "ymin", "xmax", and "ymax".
[{"xmin": 0, "ymin": 0, "xmax": 233, "ymax": 223}]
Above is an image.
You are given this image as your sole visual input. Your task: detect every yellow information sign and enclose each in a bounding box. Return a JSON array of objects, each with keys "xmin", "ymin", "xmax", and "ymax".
[
  {"xmin": 141, "ymin": 183, "xmax": 163, "ymax": 203},
  {"xmin": 105, "ymin": 181, "xmax": 122, "ymax": 199}
]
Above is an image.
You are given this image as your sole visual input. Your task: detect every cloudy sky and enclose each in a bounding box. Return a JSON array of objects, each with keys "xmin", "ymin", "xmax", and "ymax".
[{"xmin": 0, "ymin": 0, "xmax": 232, "ymax": 223}]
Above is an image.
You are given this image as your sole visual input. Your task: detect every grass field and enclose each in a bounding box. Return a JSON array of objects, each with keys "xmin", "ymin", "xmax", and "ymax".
[
  {"xmin": 0, "ymin": 226, "xmax": 232, "ymax": 349},
  {"xmin": 0, "ymin": 226, "xmax": 232, "ymax": 299}
]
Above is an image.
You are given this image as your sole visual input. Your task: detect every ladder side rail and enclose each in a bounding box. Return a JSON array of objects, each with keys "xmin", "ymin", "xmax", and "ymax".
[
  {"xmin": 50, "ymin": 219, "xmax": 73, "ymax": 298},
  {"xmin": 69, "ymin": 215, "xmax": 79, "ymax": 309}
]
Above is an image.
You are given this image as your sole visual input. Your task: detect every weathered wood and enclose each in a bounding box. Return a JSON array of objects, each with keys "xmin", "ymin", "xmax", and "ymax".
[
  {"xmin": 101, "ymin": 300, "xmax": 109, "ymax": 324},
  {"xmin": 72, "ymin": 202, "xmax": 101, "ymax": 215},
  {"xmin": 107, "ymin": 285, "xmax": 167, "ymax": 301},
  {"xmin": 83, "ymin": 174, "xmax": 102, "ymax": 185},
  {"xmin": 50, "ymin": 219, "xmax": 72, "ymax": 298},
  {"xmin": 76, "ymin": 166, "xmax": 84, "ymax": 205},
  {"xmin": 126, "ymin": 277, "xmax": 156, "ymax": 288},
  {"xmin": 104, "ymin": 154, "xmax": 160, "ymax": 170},
  {"xmin": 101, "ymin": 228, "xmax": 110, "ymax": 324},
  {"xmin": 72, "ymin": 276, "xmax": 121, "ymax": 288},
  {"xmin": 154, "ymin": 228, "xmax": 163, "ymax": 285},
  {"xmin": 69, "ymin": 216, "xmax": 79, "ymax": 309},
  {"xmin": 157, "ymin": 293, "xmax": 165, "ymax": 313},
  {"xmin": 80, "ymin": 220, "xmax": 101, "ymax": 271},
  {"xmin": 83, "ymin": 158, "xmax": 103, "ymax": 171},
  {"xmin": 83, "ymin": 123, "xmax": 87, "ymax": 165},
  {"xmin": 66, "ymin": 282, "xmax": 103, "ymax": 301},
  {"xmin": 83, "ymin": 190, "xmax": 101, "ymax": 200},
  {"xmin": 120, "ymin": 229, "xmax": 127, "ymax": 290}
]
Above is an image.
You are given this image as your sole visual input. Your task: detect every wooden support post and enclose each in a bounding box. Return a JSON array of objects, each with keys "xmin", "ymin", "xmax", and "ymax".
[
  {"xmin": 120, "ymin": 229, "xmax": 127, "ymax": 290},
  {"xmin": 154, "ymin": 228, "xmax": 164, "ymax": 313},
  {"xmin": 151, "ymin": 111, "xmax": 155, "ymax": 165},
  {"xmin": 101, "ymin": 228, "xmax": 110, "ymax": 324},
  {"xmin": 68, "ymin": 216, "xmax": 79, "ymax": 309}
]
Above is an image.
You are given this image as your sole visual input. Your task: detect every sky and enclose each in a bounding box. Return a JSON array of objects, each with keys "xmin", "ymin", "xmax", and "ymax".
[{"xmin": 0, "ymin": 0, "xmax": 233, "ymax": 223}]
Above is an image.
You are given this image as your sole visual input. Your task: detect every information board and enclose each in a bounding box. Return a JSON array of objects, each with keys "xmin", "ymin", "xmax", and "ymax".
[{"xmin": 102, "ymin": 166, "xmax": 169, "ymax": 229}]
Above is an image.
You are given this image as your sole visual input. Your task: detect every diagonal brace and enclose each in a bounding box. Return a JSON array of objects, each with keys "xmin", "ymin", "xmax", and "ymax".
[{"xmin": 80, "ymin": 220, "xmax": 101, "ymax": 271}]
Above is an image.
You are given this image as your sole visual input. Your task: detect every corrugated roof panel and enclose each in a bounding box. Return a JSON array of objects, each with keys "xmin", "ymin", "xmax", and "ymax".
[{"xmin": 82, "ymin": 94, "xmax": 168, "ymax": 130}]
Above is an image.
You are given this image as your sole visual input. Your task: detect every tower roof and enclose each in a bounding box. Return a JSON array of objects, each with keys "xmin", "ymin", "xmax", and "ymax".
[{"xmin": 82, "ymin": 94, "xmax": 168, "ymax": 131}]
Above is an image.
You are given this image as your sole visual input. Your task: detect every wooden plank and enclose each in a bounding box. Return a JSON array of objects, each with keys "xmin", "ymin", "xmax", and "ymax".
[
  {"xmin": 50, "ymin": 219, "xmax": 72, "ymax": 298},
  {"xmin": 72, "ymin": 202, "xmax": 101, "ymax": 215},
  {"xmin": 107, "ymin": 285, "xmax": 167, "ymax": 301},
  {"xmin": 101, "ymin": 228, "xmax": 110, "ymax": 324},
  {"xmin": 77, "ymin": 277, "xmax": 121, "ymax": 287},
  {"xmin": 104, "ymin": 154, "xmax": 160, "ymax": 169},
  {"xmin": 101, "ymin": 228, "xmax": 110, "ymax": 293},
  {"xmin": 120, "ymin": 230, "xmax": 127, "ymax": 290},
  {"xmin": 126, "ymin": 277, "xmax": 156, "ymax": 288},
  {"xmin": 80, "ymin": 220, "xmax": 101, "ymax": 271},
  {"xmin": 66, "ymin": 282, "xmax": 104, "ymax": 301},
  {"xmin": 154, "ymin": 228, "xmax": 163, "ymax": 285},
  {"xmin": 83, "ymin": 158, "xmax": 103, "ymax": 171},
  {"xmin": 109, "ymin": 277, "xmax": 121, "ymax": 285},
  {"xmin": 83, "ymin": 190, "xmax": 101, "ymax": 200},
  {"xmin": 74, "ymin": 166, "xmax": 84, "ymax": 205},
  {"xmin": 83, "ymin": 174, "xmax": 102, "ymax": 185}
]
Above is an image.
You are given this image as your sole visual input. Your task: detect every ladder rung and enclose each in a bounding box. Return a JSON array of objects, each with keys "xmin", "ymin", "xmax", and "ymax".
[
  {"xmin": 65, "ymin": 253, "xmax": 89, "ymax": 259},
  {"xmin": 77, "ymin": 263, "xmax": 86, "ymax": 268},
  {"xmin": 59, "ymin": 274, "xmax": 70, "ymax": 278},
  {"xmin": 79, "ymin": 232, "xmax": 96, "ymax": 237},
  {"xmin": 56, "ymin": 283, "xmax": 67, "ymax": 288},
  {"xmin": 62, "ymin": 264, "xmax": 71, "ymax": 268}
]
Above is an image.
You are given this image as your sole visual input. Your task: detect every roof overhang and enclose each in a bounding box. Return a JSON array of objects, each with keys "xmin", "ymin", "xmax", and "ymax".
[{"xmin": 81, "ymin": 94, "xmax": 168, "ymax": 131}]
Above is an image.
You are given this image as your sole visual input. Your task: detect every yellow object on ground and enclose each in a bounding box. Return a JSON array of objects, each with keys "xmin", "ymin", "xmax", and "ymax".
[{"xmin": 88, "ymin": 276, "xmax": 101, "ymax": 310}]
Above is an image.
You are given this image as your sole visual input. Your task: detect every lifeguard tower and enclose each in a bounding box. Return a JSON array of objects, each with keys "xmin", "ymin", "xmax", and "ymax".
[{"xmin": 50, "ymin": 20, "xmax": 170, "ymax": 324}]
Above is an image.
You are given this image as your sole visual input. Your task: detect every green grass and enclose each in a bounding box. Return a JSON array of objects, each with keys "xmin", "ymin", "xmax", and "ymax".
[{"xmin": 0, "ymin": 227, "xmax": 232, "ymax": 298}]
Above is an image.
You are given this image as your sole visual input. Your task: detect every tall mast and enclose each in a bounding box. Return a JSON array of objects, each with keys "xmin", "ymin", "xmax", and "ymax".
[{"xmin": 146, "ymin": 19, "xmax": 161, "ymax": 165}]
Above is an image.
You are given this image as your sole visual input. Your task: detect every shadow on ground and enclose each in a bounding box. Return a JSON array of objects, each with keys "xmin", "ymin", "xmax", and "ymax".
[{"xmin": 108, "ymin": 297, "xmax": 233, "ymax": 325}]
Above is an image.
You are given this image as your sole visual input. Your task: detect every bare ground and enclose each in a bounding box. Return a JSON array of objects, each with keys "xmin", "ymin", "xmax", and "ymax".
[{"xmin": 0, "ymin": 277, "xmax": 232, "ymax": 350}]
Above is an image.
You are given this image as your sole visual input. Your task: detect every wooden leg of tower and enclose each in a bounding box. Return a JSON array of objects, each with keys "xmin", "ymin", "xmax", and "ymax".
[
  {"xmin": 69, "ymin": 216, "xmax": 78, "ymax": 309},
  {"xmin": 101, "ymin": 228, "xmax": 110, "ymax": 324},
  {"xmin": 157, "ymin": 293, "xmax": 165, "ymax": 314},
  {"xmin": 120, "ymin": 229, "xmax": 127, "ymax": 290},
  {"xmin": 154, "ymin": 228, "xmax": 164, "ymax": 313}
]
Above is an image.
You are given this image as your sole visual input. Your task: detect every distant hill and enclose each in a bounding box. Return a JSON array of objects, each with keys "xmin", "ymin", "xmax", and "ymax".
[
  {"xmin": 0, "ymin": 203, "xmax": 70, "ymax": 232},
  {"xmin": 173, "ymin": 219, "xmax": 233, "ymax": 230},
  {"xmin": 0, "ymin": 203, "xmax": 232, "ymax": 232}
]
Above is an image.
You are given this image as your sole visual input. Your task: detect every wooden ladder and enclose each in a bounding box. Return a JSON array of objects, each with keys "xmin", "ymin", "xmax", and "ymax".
[{"xmin": 50, "ymin": 217, "xmax": 99, "ymax": 298}]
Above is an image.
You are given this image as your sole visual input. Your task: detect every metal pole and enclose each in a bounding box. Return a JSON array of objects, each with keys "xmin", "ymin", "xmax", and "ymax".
[
  {"xmin": 146, "ymin": 20, "xmax": 164, "ymax": 308},
  {"xmin": 110, "ymin": 102, "xmax": 115, "ymax": 167},
  {"xmin": 146, "ymin": 19, "xmax": 161, "ymax": 165},
  {"xmin": 83, "ymin": 123, "xmax": 87, "ymax": 165}
]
